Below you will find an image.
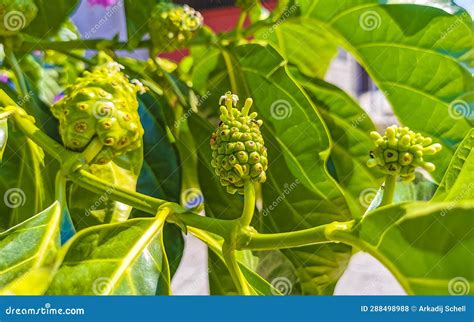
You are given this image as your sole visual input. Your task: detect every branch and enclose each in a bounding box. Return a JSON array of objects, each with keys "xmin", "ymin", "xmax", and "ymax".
[{"xmin": 240, "ymin": 220, "xmax": 356, "ymax": 250}]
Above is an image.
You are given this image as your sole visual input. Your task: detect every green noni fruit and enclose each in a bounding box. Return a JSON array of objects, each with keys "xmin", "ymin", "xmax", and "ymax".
[
  {"xmin": 211, "ymin": 92, "xmax": 268, "ymax": 194},
  {"xmin": 367, "ymin": 125, "xmax": 442, "ymax": 181},
  {"xmin": 148, "ymin": 3, "xmax": 203, "ymax": 53},
  {"xmin": 51, "ymin": 60, "xmax": 145, "ymax": 164}
]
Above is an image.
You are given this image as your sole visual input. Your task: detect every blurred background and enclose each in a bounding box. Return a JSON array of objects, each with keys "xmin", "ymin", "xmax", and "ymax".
[{"xmin": 70, "ymin": 0, "xmax": 472, "ymax": 295}]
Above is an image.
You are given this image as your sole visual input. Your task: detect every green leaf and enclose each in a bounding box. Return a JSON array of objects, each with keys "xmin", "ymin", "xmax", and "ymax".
[
  {"xmin": 0, "ymin": 202, "xmax": 61, "ymax": 288},
  {"xmin": 24, "ymin": 0, "xmax": 80, "ymax": 38},
  {"xmin": 356, "ymin": 201, "xmax": 474, "ymax": 294},
  {"xmin": 124, "ymin": 0, "xmax": 157, "ymax": 48},
  {"xmin": 256, "ymin": 18, "xmax": 338, "ymax": 78},
  {"xmin": 295, "ymin": 0, "xmax": 473, "ymax": 181},
  {"xmin": 0, "ymin": 133, "xmax": 53, "ymax": 229},
  {"xmin": 47, "ymin": 215, "xmax": 170, "ymax": 295},
  {"xmin": 0, "ymin": 118, "xmax": 7, "ymax": 161},
  {"xmin": 293, "ymin": 70, "xmax": 384, "ymax": 214},
  {"xmin": 69, "ymin": 154, "xmax": 141, "ymax": 230},
  {"xmin": 432, "ymin": 129, "xmax": 474, "ymax": 201},
  {"xmin": 0, "ymin": 268, "xmax": 52, "ymax": 295}
]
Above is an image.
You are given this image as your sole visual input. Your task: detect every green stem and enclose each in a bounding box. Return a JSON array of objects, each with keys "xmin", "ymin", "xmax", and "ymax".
[
  {"xmin": 380, "ymin": 175, "xmax": 396, "ymax": 206},
  {"xmin": 222, "ymin": 243, "xmax": 253, "ymax": 295},
  {"xmin": 240, "ymin": 220, "xmax": 355, "ymax": 250},
  {"xmin": 236, "ymin": 12, "xmax": 247, "ymax": 37},
  {"xmin": 168, "ymin": 213, "xmax": 236, "ymax": 238},
  {"xmin": 239, "ymin": 181, "xmax": 256, "ymax": 227},
  {"xmin": 4, "ymin": 46, "xmax": 29, "ymax": 102},
  {"xmin": 81, "ymin": 137, "xmax": 104, "ymax": 164}
]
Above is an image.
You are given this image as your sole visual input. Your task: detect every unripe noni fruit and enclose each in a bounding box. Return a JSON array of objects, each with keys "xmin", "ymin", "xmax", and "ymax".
[
  {"xmin": 367, "ymin": 125, "xmax": 442, "ymax": 181},
  {"xmin": 0, "ymin": 0, "xmax": 38, "ymax": 35},
  {"xmin": 148, "ymin": 3, "xmax": 203, "ymax": 53},
  {"xmin": 51, "ymin": 60, "xmax": 146, "ymax": 164},
  {"xmin": 210, "ymin": 92, "xmax": 268, "ymax": 194}
]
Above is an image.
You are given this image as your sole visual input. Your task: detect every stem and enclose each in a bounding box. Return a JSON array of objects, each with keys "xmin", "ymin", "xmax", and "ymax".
[
  {"xmin": 240, "ymin": 220, "xmax": 355, "ymax": 250},
  {"xmin": 236, "ymin": 12, "xmax": 247, "ymax": 37},
  {"xmin": 168, "ymin": 213, "xmax": 236, "ymax": 238},
  {"xmin": 222, "ymin": 243, "xmax": 253, "ymax": 295},
  {"xmin": 19, "ymin": 39, "xmax": 152, "ymax": 53},
  {"xmin": 4, "ymin": 46, "xmax": 29, "ymax": 102},
  {"xmin": 380, "ymin": 175, "xmax": 396, "ymax": 206},
  {"xmin": 81, "ymin": 137, "xmax": 104, "ymax": 164},
  {"xmin": 239, "ymin": 181, "xmax": 256, "ymax": 227}
]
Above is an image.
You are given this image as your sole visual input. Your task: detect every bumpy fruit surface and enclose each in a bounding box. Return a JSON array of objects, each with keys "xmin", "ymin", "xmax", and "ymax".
[
  {"xmin": 0, "ymin": 0, "xmax": 37, "ymax": 35},
  {"xmin": 210, "ymin": 92, "xmax": 268, "ymax": 194},
  {"xmin": 148, "ymin": 3, "xmax": 203, "ymax": 53},
  {"xmin": 367, "ymin": 125, "xmax": 442, "ymax": 181},
  {"xmin": 51, "ymin": 60, "xmax": 145, "ymax": 164}
]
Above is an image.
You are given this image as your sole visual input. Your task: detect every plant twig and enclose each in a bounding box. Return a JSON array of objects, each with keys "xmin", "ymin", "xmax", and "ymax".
[{"xmin": 380, "ymin": 175, "xmax": 396, "ymax": 206}]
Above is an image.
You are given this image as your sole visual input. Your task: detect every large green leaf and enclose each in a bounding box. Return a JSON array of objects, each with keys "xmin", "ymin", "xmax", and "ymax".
[
  {"xmin": 293, "ymin": 71, "xmax": 384, "ymax": 214},
  {"xmin": 0, "ymin": 202, "xmax": 61, "ymax": 288},
  {"xmin": 47, "ymin": 216, "xmax": 170, "ymax": 295},
  {"xmin": 294, "ymin": 0, "xmax": 473, "ymax": 181},
  {"xmin": 23, "ymin": 0, "xmax": 80, "ymax": 38},
  {"xmin": 0, "ymin": 133, "xmax": 52, "ymax": 229},
  {"xmin": 432, "ymin": 128, "xmax": 474, "ymax": 201},
  {"xmin": 356, "ymin": 201, "xmax": 474, "ymax": 294},
  {"xmin": 256, "ymin": 18, "xmax": 338, "ymax": 78},
  {"xmin": 196, "ymin": 43, "xmax": 353, "ymax": 294}
]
